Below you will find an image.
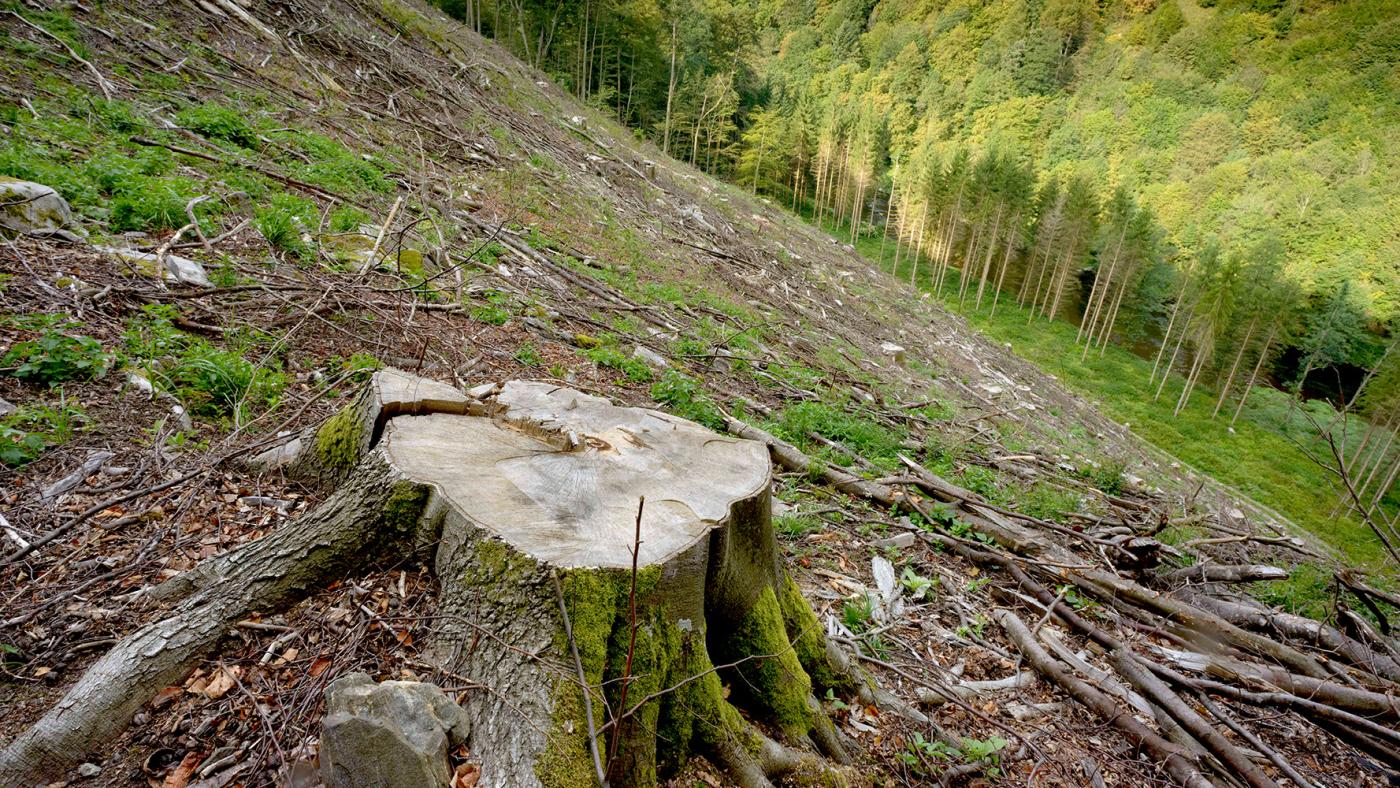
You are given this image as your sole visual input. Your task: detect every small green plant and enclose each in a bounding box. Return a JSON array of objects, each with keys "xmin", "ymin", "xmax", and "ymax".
[
  {"xmin": 823, "ymin": 688, "xmax": 848, "ymax": 711},
  {"xmin": 583, "ymin": 345, "xmax": 653, "ymax": 383},
  {"xmin": 1078, "ymin": 458, "xmax": 1128, "ymax": 496},
  {"xmin": 768, "ymin": 401, "xmax": 905, "ymax": 470},
  {"xmin": 955, "ymin": 612, "xmax": 989, "ymax": 638},
  {"xmin": 960, "ymin": 735, "xmax": 1009, "ymax": 777},
  {"xmin": 897, "ymin": 732, "xmax": 960, "ymax": 774},
  {"xmin": 842, "ymin": 593, "xmax": 875, "ymax": 633},
  {"xmin": 109, "ymin": 175, "xmax": 204, "ymax": 232},
  {"xmin": 650, "ymin": 370, "xmax": 724, "ymax": 430},
  {"xmin": 469, "ymin": 290, "xmax": 512, "ymax": 325},
  {"xmin": 254, "ymin": 193, "xmax": 313, "ymax": 257},
  {"xmin": 0, "ymin": 423, "xmax": 47, "ymax": 466},
  {"xmin": 863, "ymin": 632, "xmax": 891, "ymax": 659},
  {"xmin": 341, "ymin": 352, "xmax": 384, "ymax": 380},
  {"xmin": 0, "ymin": 400, "xmax": 87, "ymax": 466},
  {"xmin": 169, "ymin": 345, "xmax": 286, "ymax": 421},
  {"xmin": 1255, "ymin": 563, "xmax": 1333, "ymax": 620},
  {"xmin": 965, "ymin": 577, "xmax": 992, "ymax": 594},
  {"xmin": 3, "ymin": 316, "xmax": 110, "ymax": 386},
  {"xmin": 1060, "ymin": 584, "xmax": 1096, "ymax": 612},
  {"xmin": 124, "ymin": 308, "xmax": 286, "ymax": 423},
  {"xmin": 774, "ymin": 513, "xmax": 821, "ymax": 537},
  {"xmin": 329, "ymin": 205, "xmax": 370, "ymax": 233},
  {"xmin": 123, "ymin": 304, "xmax": 191, "ymax": 361},
  {"xmin": 513, "ymin": 343, "xmax": 543, "ymax": 367},
  {"xmin": 1020, "ymin": 483, "xmax": 1081, "ymax": 522},
  {"xmin": 900, "ymin": 567, "xmax": 935, "ymax": 599}
]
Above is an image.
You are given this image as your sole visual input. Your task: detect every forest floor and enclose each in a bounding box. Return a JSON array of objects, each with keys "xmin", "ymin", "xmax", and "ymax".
[{"xmin": 0, "ymin": 0, "xmax": 1396, "ymax": 785}]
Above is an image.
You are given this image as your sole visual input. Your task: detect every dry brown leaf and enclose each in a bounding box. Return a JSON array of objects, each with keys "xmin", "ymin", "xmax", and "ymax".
[
  {"xmin": 161, "ymin": 752, "xmax": 202, "ymax": 788},
  {"xmin": 452, "ymin": 762, "xmax": 480, "ymax": 787},
  {"xmin": 203, "ymin": 666, "xmax": 241, "ymax": 699},
  {"xmin": 150, "ymin": 686, "xmax": 183, "ymax": 709},
  {"xmin": 308, "ymin": 657, "xmax": 333, "ymax": 677}
]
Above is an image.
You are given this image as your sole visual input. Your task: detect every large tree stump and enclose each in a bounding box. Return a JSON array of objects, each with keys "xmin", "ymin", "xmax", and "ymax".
[{"xmin": 1, "ymin": 371, "xmax": 853, "ymax": 788}]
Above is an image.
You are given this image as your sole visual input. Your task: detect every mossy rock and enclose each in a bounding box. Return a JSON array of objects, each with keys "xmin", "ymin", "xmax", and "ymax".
[{"xmin": 0, "ymin": 177, "xmax": 84, "ymax": 241}]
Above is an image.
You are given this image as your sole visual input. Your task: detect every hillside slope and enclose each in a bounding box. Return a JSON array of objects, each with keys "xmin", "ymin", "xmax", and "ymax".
[{"xmin": 1, "ymin": 0, "xmax": 1396, "ymax": 785}]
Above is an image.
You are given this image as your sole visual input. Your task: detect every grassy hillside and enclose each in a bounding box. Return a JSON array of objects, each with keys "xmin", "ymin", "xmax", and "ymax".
[{"xmin": 838, "ymin": 217, "xmax": 1394, "ymax": 572}]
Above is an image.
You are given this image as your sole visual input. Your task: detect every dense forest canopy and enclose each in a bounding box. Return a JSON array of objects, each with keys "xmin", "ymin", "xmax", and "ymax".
[{"xmin": 440, "ymin": 0, "xmax": 1399, "ymax": 399}]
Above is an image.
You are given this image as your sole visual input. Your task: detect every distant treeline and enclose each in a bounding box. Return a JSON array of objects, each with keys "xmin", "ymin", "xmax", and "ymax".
[{"xmin": 435, "ymin": 0, "xmax": 1399, "ymax": 409}]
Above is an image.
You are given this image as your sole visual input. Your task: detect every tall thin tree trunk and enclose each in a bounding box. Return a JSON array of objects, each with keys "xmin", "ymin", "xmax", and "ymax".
[
  {"xmin": 990, "ymin": 214, "xmax": 1020, "ymax": 318},
  {"xmin": 972, "ymin": 205, "xmax": 1004, "ymax": 309},
  {"xmin": 890, "ymin": 182, "xmax": 909, "ymax": 275},
  {"xmin": 1097, "ymin": 269, "xmax": 1134, "ymax": 356},
  {"xmin": 1230, "ymin": 329, "xmax": 1275, "ymax": 426},
  {"xmin": 1078, "ymin": 221, "xmax": 1129, "ymax": 348},
  {"xmin": 1156, "ymin": 311, "xmax": 1193, "ymax": 401},
  {"xmin": 1356, "ymin": 423, "xmax": 1399, "ymax": 501},
  {"xmin": 909, "ymin": 201, "xmax": 929, "ymax": 287},
  {"xmin": 1152, "ymin": 282, "xmax": 1190, "ymax": 385},
  {"xmin": 662, "ymin": 19, "xmax": 677, "ymax": 155},
  {"xmin": 1175, "ymin": 348, "xmax": 1208, "ymax": 417},
  {"xmin": 1213, "ymin": 318, "xmax": 1257, "ymax": 418}
]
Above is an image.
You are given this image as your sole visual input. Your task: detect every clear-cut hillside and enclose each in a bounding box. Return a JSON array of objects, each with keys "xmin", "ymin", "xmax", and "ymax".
[{"xmin": 0, "ymin": 0, "xmax": 1395, "ymax": 785}]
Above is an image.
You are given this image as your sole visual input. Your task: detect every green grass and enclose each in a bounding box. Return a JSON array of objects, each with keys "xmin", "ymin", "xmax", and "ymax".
[{"xmin": 832, "ymin": 215, "xmax": 1391, "ymax": 573}]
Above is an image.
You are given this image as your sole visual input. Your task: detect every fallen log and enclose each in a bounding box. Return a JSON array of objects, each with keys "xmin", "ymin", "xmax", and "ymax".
[
  {"xmin": 1164, "ymin": 564, "xmax": 1290, "ymax": 585},
  {"xmin": 1151, "ymin": 647, "xmax": 1400, "ymax": 723},
  {"xmin": 1110, "ymin": 650, "xmax": 1279, "ymax": 788},
  {"xmin": 1178, "ymin": 589, "xmax": 1400, "ymax": 686},
  {"xmin": 2, "ymin": 371, "xmax": 855, "ymax": 787},
  {"xmin": 994, "ymin": 609, "xmax": 1213, "ymax": 788}
]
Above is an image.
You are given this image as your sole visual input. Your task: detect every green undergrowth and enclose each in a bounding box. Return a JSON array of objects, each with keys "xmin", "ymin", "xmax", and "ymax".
[
  {"xmin": 822, "ymin": 213, "xmax": 1392, "ymax": 576},
  {"xmin": 0, "ymin": 87, "xmax": 392, "ymax": 242},
  {"xmin": 0, "ymin": 398, "xmax": 87, "ymax": 466},
  {"xmin": 122, "ymin": 305, "xmax": 287, "ymax": 425}
]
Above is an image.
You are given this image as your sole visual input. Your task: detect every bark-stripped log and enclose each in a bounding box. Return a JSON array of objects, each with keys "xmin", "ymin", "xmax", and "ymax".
[
  {"xmin": 1164, "ymin": 564, "xmax": 1289, "ymax": 585},
  {"xmin": 995, "ymin": 610, "xmax": 1214, "ymax": 788},
  {"xmin": 1, "ymin": 371, "xmax": 854, "ymax": 788}
]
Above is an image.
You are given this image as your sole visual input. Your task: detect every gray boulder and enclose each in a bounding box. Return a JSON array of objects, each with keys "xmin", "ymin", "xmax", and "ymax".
[
  {"xmin": 0, "ymin": 178, "xmax": 83, "ymax": 241},
  {"xmin": 320, "ymin": 673, "xmax": 469, "ymax": 788},
  {"xmin": 102, "ymin": 247, "xmax": 212, "ymax": 288},
  {"xmin": 632, "ymin": 345, "xmax": 669, "ymax": 370}
]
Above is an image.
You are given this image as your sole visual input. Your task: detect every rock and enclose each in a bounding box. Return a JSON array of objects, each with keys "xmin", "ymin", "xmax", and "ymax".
[
  {"xmin": 632, "ymin": 345, "xmax": 668, "ymax": 369},
  {"xmin": 320, "ymin": 673, "xmax": 469, "ymax": 788},
  {"xmin": 103, "ymin": 247, "xmax": 212, "ymax": 288},
  {"xmin": 76, "ymin": 762, "xmax": 101, "ymax": 778},
  {"xmin": 0, "ymin": 178, "xmax": 84, "ymax": 241},
  {"xmin": 872, "ymin": 532, "xmax": 915, "ymax": 550},
  {"xmin": 879, "ymin": 341, "xmax": 907, "ymax": 366},
  {"xmin": 0, "ymin": 397, "xmax": 15, "ymax": 418}
]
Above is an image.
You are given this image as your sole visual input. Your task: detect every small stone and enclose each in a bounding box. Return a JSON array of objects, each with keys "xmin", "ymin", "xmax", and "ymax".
[
  {"xmin": 872, "ymin": 532, "xmax": 915, "ymax": 550},
  {"xmin": 879, "ymin": 341, "xmax": 906, "ymax": 366},
  {"xmin": 77, "ymin": 763, "xmax": 101, "ymax": 778},
  {"xmin": 632, "ymin": 345, "xmax": 668, "ymax": 369},
  {"xmin": 0, "ymin": 397, "xmax": 15, "ymax": 418},
  {"xmin": 320, "ymin": 673, "xmax": 470, "ymax": 788}
]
